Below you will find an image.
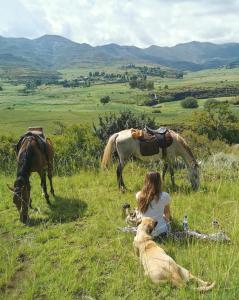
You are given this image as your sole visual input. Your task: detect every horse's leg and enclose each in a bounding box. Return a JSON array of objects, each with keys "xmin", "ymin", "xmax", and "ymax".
[
  {"xmin": 20, "ymin": 200, "xmax": 29, "ymax": 224},
  {"xmin": 168, "ymin": 163, "xmax": 176, "ymax": 189},
  {"xmin": 48, "ymin": 165, "xmax": 55, "ymax": 196},
  {"xmin": 26, "ymin": 182, "xmax": 34, "ymax": 209},
  {"xmin": 41, "ymin": 172, "xmax": 51, "ymax": 206},
  {"xmin": 117, "ymin": 162, "xmax": 126, "ymax": 192},
  {"xmin": 162, "ymin": 162, "xmax": 169, "ymax": 181}
]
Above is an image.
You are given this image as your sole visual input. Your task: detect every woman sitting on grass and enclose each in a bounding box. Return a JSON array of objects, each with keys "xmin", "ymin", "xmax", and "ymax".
[{"xmin": 136, "ymin": 171, "xmax": 171, "ymax": 238}]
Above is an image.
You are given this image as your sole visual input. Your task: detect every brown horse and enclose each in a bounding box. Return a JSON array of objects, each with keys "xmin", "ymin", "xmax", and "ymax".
[{"xmin": 8, "ymin": 134, "xmax": 54, "ymax": 223}]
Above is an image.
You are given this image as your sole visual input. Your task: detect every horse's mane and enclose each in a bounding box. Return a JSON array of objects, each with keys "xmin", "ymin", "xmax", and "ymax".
[
  {"xmin": 173, "ymin": 131, "xmax": 197, "ymax": 165},
  {"xmin": 17, "ymin": 137, "xmax": 35, "ymax": 179}
]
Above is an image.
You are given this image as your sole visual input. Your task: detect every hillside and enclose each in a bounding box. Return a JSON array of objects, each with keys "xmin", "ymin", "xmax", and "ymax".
[{"xmin": 0, "ymin": 35, "xmax": 239, "ymax": 70}]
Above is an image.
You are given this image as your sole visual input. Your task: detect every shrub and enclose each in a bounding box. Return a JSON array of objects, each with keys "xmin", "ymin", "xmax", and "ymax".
[
  {"xmin": 152, "ymin": 109, "xmax": 161, "ymax": 114},
  {"xmin": 192, "ymin": 102, "xmax": 239, "ymax": 144},
  {"xmin": 100, "ymin": 96, "xmax": 111, "ymax": 105},
  {"xmin": 182, "ymin": 129, "xmax": 228, "ymax": 159},
  {"xmin": 181, "ymin": 97, "xmax": 198, "ymax": 108},
  {"xmin": 204, "ymin": 98, "xmax": 219, "ymax": 109},
  {"xmin": 0, "ymin": 135, "xmax": 17, "ymax": 174},
  {"xmin": 93, "ymin": 111, "xmax": 156, "ymax": 143},
  {"xmin": 53, "ymin": 124, "xmax": 101, "ymax": 175},
  {"xmin": 0, "ymin": 86, "xmax": 3, "ymax": 91},
  {"xmin": 231, "ymin": 96, "xmax": 239, "ymax": 106}
]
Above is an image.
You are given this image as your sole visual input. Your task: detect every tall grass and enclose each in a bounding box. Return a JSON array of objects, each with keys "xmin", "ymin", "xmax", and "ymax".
[{"xmin": 0, "ymin": 159, "xmax": 239, "ymax": 299}]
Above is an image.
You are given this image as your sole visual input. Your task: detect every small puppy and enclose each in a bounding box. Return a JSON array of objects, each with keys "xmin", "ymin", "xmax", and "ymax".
[{"xmin": 133, "ymin": 217, "xmax": 215, "ymax": 292}]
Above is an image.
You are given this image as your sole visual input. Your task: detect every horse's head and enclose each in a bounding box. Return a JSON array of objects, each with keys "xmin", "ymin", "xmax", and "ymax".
[
  {"xmin": 189, "ymin": 161, "xmax": 200, "ymax": 190},
  {"xmin": 7, "ymin": 176, "xmax": 30, "ymax": 223}
]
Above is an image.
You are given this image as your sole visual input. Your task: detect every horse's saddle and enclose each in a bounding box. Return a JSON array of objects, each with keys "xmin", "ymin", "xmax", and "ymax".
[
  {"xmin": 16, "ymin": 127, "xmax": 48, "ymax": 160},
  {"xmin": 135, "ymin": 126, "xmax": 173, "ymax": 157}
]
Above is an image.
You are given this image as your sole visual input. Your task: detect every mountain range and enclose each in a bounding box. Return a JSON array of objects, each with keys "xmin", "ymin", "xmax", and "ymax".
[{"xmin": 0, "ymin": 35, "xmax": 239, "ymax": 71}]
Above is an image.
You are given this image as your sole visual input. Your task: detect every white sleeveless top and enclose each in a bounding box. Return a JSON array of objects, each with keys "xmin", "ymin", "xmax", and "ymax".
[{"xmin": 136, "ymin": 191, "xmax": 171, "ymax": 236}]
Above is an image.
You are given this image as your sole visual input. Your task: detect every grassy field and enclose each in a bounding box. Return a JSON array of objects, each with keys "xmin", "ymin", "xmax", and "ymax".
[
  {"xmin": 0, "ymin": 64, "xmax": 239, "ymax": 299},
  {"xmin": 0, "ymin": 159, "xmax": 239, "ymax": 300},
  {"xmin": 0, "ymin": 66, "xmax": 239, "ymax": 135}
]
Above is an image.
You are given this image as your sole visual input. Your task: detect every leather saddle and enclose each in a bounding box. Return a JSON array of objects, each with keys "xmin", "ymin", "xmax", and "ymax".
[
  {"xmin": 16, "ymin": 127, "xmax": 48, "ymax": 160},
  {"xmin": 139, "ymin": 126, "xmax": 173, "ymax": 157}
]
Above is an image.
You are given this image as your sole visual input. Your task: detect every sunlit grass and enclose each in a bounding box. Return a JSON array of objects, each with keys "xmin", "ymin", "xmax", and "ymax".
[{"xmin": 0, "ymin": 160, "xmax": 239, "ymax": 299}]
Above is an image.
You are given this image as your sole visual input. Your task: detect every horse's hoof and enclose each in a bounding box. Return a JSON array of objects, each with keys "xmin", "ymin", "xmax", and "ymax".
[{"xmin": 120, "ymin": 187, "xmax": 127, "ymax": 193}]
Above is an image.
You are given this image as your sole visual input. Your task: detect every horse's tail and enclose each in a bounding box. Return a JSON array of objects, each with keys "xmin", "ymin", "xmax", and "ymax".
[{"xmin": 101, "ymin": 133, "xmax": 119, "ymax": 169}]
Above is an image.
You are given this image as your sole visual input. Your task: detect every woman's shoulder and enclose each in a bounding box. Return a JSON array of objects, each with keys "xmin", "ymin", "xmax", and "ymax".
[{"xmin": 160, "ymin": 191, "xmax": 171, "ymax": 203}]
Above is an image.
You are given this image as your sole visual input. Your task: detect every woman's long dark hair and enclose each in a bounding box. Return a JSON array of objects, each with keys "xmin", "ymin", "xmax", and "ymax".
[{"xmin": 138, "ymin": 171, "xmax": 162, "ymax": 213}]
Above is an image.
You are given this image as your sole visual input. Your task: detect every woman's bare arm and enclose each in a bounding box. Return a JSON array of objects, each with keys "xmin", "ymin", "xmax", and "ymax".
[{"xmin": 164, "ymin": 205, "xmax": 171, "ymax": 221}]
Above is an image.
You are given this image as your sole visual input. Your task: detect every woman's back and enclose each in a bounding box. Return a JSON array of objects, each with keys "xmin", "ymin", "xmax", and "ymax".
[{"xmin": 136, "ymin": 191, "xmax": 171, "ymax": 236}]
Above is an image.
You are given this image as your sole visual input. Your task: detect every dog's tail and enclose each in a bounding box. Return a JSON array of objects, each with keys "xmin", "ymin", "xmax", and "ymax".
[{"xmin": 196, "ymin": 281, "xmax": 215, "ymax": 292}]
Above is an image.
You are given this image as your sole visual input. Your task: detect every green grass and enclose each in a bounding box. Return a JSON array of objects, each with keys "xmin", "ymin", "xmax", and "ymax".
[
  {"xmin": 1, "ymin": 161, "xmax": 239, "ymax": 299},
  {"xmin": 1, "ymin": 67, "xmax": 239, "ymax": 135}
]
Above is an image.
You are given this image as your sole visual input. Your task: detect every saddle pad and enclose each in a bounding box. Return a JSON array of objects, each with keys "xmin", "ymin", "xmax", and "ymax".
[
  {"xmin": 27, "ymin": 127, "xmax": 45, "ymax": 139},
  {"xmin": 139, "ymin": 137, "xmax": 160, "ymax": 156}
]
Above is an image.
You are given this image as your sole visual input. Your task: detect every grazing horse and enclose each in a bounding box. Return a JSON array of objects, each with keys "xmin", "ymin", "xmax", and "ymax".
[
  {"xmin": 102, "ymin": 129, "xmax": 199, "ymax": 191},
  {"xmin": 8, "ymin": 133, "xmax": 54, "ymax": 223}
]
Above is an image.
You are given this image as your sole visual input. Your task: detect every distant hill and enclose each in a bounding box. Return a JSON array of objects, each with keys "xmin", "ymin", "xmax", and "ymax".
[{"xmin": 0, "ymin": 35, "xmax": 239, "ymax": 71}]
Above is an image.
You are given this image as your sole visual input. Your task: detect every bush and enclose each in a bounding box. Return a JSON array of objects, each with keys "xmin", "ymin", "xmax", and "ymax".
[
  {"xmin": 100, "ymin": 96, "xmax": 111, "ymax": 105},
  {"xmin": 181, "ymin": 97, "xmax": 198, "ymax": 108},
  {"xmin": 93, "ymin": 111, "xmax": 156, "ymax": 143},
  {"xmin": 192, "ymin": 102, "xmax": 239, "ymax": 144},
  {"xmin": 182, "ymin": 129, "xmax": 228, "ymax": 159},
  {"xmin": 231, "ymin": 96, "xmax": 239, "ymax": 106},
  {"xmin": 53, "ymin": 124, "xmax": 101, "ymax": 175},
  {"xmin": 204, "ymin": 98, "xmax": 219, "ymax": 109},
  {"xmin": 0, "ymin": 135, "xmax": 17, "ymax": 174}
]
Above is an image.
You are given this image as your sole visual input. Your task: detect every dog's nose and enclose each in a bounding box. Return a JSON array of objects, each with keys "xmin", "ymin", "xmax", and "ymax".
[{"xmin": 154, "ymin": 221, "xmax": 158, "ymax": 227}]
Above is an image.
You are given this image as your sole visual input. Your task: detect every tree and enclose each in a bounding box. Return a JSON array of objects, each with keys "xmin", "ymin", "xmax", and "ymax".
[
  {"xmin": 192, "ymin": 102, "xmax": 239, "ymax": 143},
  {"xmin": 181, "ymin": 97, "xmax": 198, "ymax": 108},
  {"xmin": 93, "ymin": 111, "xmax": 156, "ymax": 143},
  {"xmin": 100, "ymin": 96, "xmax": 111, "ymax": 105}
]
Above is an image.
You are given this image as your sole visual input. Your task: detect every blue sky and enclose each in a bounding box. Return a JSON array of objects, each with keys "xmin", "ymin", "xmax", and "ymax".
[{"xmin": 1, "ymin": 0, "xmax": 239, "ymax": 47}]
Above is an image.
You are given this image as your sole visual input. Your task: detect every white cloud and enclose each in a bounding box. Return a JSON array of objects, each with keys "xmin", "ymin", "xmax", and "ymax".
[{"xmin": 0, "ymin": 0, "xmax": 239, "ymax": 46}]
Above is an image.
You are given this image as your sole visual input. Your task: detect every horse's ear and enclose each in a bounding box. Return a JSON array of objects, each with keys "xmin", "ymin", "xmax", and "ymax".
[{"xmin": 7, "ymin": 184, "xmax": 14, "ymax": 192}]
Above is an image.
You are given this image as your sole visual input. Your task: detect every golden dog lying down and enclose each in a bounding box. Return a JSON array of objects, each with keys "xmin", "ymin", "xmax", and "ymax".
[{"xmin": 133, "ymin": 217, "xmax": 215, "ymax": 292}]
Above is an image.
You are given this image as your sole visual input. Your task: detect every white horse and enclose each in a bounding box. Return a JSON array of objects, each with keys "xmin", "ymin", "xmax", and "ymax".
[{"xmin": 102, "ymin": 129, "xmax": 200, "ymax": 191}]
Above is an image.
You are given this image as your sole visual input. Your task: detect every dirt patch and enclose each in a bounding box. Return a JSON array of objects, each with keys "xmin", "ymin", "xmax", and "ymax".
[{"xmin": 0, "ymin": 253, "xmax": 31, "ymax": 297}]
